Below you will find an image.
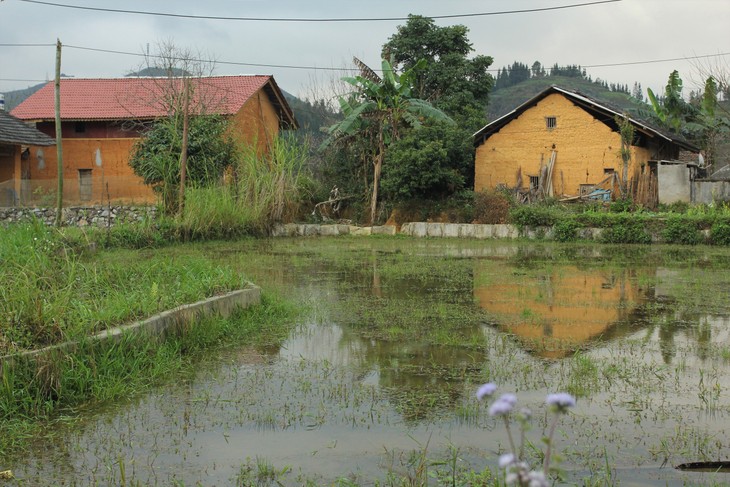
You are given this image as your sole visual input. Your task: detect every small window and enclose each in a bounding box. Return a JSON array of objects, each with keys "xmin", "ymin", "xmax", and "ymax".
[
  {"xmin": 604, "ymin": 168, "xmax": 615, "ymax": 175},
  {"xmin": 546, "ymin": 116, "xmax": 557, "ymax": 130},
  {"xmin": 75, "ymin": 122, "xmax": 86, "ymax": 133},
  {"xmin": 529, "ymin": 175, "xmax": 540, "ymax": 190}
]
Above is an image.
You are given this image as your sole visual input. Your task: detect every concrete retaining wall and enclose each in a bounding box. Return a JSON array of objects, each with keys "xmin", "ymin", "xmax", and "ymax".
[{"xmin": 3, "ymin": 285, "xmax": 261, "ymax": 361}]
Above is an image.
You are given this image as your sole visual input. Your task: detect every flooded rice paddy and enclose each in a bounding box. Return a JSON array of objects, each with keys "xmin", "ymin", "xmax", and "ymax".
[{"xmin": 7, "ymin": 238, "xmax": 730, "ymax": 486}]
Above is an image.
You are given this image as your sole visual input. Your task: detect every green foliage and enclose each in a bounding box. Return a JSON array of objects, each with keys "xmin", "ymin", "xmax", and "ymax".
[
  {"xmin": 710, "ymin": 220, "xmax": 730, "ymax": 246},
  {"xmin": 473, "ymin": 189, "xmax": 512, "ymax": 224},
  {"xmin": 175, "ymin": 135, "xmax": 312, "ymax": 237},
  {"xmin": 381, "ymin": 121, "xmax": 473, "ymax": 201},
  {"xmin": 509, "ymin": 205, "xmax": 560, "ymax": 227},
  {"xmin": 600, "ymin": 216, "xmax": 652, "ymax": 244},
  {"xmin": 323, "ymin": 56, "xmax": 452, "ymax": 224},
  {"xmin": 382, "ymin": 15, "xmax": 494, "ymax": 128},
  {"xmin": 553, "ymin": 219, "xmax": 584, "ymax": 242},
  {"xmin": 662, "ymin": 216, "xmax": 703, "ymax": 245},
  {"xmin": 0, "ymin": 296, "xmax": 297, "ymax": 456},
  {"xmin": 0, "ymin": 223, "xmax": 242, "ymax": 354},
  {"xmin": 610, "ymin": 198, "xmax": 633, "ymax": 213},
  {"xmin": 129, "ymin": 115, "xmax": 236, "ymax": 213}
]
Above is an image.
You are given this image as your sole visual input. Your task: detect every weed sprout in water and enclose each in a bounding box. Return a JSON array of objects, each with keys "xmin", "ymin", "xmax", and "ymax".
[{"xmin": 476, "ymin": 383, "xmax": 576, "ymax": 487}]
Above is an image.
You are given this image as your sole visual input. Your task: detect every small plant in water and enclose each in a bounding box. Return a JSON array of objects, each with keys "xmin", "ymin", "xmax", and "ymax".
[{"xmin": 477, "ymin": 383, "xmax": 576, "ymax": 486}]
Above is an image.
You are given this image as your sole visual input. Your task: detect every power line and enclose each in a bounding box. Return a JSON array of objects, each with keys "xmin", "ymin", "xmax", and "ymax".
[
  {"xmin": 63, "ymin": 44, "xmax": 359, "ymax": 72},
  {"xmin": 1, "ymin": 42, "xmax": 728, "ymax": 75},
  {"xmin": 15, "ymin": 0, "xmax": 621, "ymax": 22}
]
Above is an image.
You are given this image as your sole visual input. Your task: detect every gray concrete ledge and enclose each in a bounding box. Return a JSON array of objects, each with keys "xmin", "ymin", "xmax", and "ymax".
[{"xmin": 2, "ymin": 285, "xmax": 261, "ymax": 361}]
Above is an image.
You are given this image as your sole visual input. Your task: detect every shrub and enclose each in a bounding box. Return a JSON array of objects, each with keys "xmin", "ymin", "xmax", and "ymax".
[
  {"xmin": 662, "ymin": 217, "xmax": 702, "ymax": 245},
  {"xmin": 711, "ymin": 220, "xmax": 730, "ymax": 246},
  {"xmin": 609, "ymin": 199, "xmax": 632, "ymax": 213},
  {"xmin": 553, "ymin": 219, "xmax": 583, "ymax": 242},
  {"xmin": 509, "ymin": 205, "xmax": 559, "ymax": 228},
  {"xmin": 473, "ymin": 189, "xmax": 512, "ymax": 224},
  {"xmin": 600, "ymin": 216, "xmax": 652, "ymax": 244}
]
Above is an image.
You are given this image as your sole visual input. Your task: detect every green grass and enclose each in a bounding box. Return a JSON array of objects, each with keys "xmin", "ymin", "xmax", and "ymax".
[
  {"xmin": 0, "ymin": 294, "xmax": 298, "ymax": 456},
  {"xmin": 0, "ymin": 222, "xmax": 243, "ymax": 354}
]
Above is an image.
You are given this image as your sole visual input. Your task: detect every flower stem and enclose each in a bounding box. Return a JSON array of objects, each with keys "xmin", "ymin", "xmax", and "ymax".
[
  {"xmin": 503, "ymin": 416, "xmax": 517, "ymax": 457},
  {"xmin": 543, "ymin": 414, "xmax": 560, "ymax": 473}
]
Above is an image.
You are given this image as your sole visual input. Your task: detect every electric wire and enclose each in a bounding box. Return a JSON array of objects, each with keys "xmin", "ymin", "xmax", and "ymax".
[{"xmin": 14, "ymin": 0, "xmax": 622, "ymax": 22}]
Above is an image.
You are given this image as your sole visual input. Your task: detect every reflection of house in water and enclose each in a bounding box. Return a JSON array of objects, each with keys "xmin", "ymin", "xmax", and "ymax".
[{"xmin": 474, "ymin": 264, "xmax": 649, "ymax": 358}]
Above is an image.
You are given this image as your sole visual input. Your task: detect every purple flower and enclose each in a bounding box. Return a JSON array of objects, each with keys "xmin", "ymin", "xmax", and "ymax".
[
  {"xmin": 527, "ymin": 470, "xmax": 549, "ymax": 487},
  {"xmin": 546, "ymin": 392, "xmax": 576, "ymax": 412},
  {"xmin": 499, "ymin": 453, "xmax": 516, "ymax": 468},
  {"xmin": 489, "ymin": 393, "xmax": 517, "ymax": 416},
  {"xmin": 476, "ymin": 382, "xmax": 497, "ymax": 401}
]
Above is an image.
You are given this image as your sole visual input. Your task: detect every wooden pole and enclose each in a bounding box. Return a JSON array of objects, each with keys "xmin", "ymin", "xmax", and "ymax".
[
  {"xmin": 178, "ymin": 78, "xmax": 190, "ymax": 215},
  {"xmin": 54, "ymin": 39, "xmax": 64, "ymax": 227}
]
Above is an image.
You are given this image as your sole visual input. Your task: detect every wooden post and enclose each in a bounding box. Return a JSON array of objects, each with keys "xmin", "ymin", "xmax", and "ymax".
[
  {"xmin": 178, "ymin": 78, "xmax": 190, "ymax": 214},
  {"xmin": 54, "ymin": 39, "xmax": 64, "ymax": 227}
]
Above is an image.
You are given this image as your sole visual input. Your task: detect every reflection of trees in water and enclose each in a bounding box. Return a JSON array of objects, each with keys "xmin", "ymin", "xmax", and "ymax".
[{"xmin": 337, "ymin": 330, "xmax": 485, "ymax": 422}]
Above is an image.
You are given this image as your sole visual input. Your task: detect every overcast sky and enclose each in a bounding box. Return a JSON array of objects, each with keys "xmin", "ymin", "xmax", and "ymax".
[{"xmin": 1, "ymin": 0, "xmax": 728, "ymax": 104}]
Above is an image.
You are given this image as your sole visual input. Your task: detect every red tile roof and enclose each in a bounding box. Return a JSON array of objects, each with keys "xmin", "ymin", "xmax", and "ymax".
[{"xmin": 11, "ymin": 75, "xmax": 274, "ymax": 121}]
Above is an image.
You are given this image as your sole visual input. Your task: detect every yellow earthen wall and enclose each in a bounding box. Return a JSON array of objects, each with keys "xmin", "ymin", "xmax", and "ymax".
[
  {"xmin": 25, "ymin": 139, "xmax": 155, "ymax": 204},
  {"xmin": 230, "ymin": 91, "xmax": 281, "ymax": 152},
  {"xmin": 474, "ymin": 265, "xmax": 645, "ymax": 358},
  {"xmin": 475, "ymin": 93, "xmax": 653, "ymax": 196}
]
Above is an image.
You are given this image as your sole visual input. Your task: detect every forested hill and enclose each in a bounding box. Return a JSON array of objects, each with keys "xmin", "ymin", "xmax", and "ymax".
[
  {"xmin": 487, "ymin": 76, "xmax": 650, "ymax": 122},
  {"xmin": 487, "ymin": 61, "xmax": 649, "ymax": 122},
  {"xmin": 3, "ymin": 82, "xmax": 47, "ymax": 112}
]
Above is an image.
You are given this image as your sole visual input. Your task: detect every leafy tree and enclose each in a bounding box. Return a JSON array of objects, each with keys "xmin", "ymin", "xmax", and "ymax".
[
  {"xmin": 322, "ymin": 57, "xmax": 452, "ymax": 224},
  {"xmin": 647, "ymin": 70, "xmax": 691, "ymax": 132},
  {"xmin": 129, "ymin": 115, "xmax": 236, "ymax": 213},
  {"xmin": 380, "ymin": 122, "xmax": 473, "ymax": 201},
  {"xmin": 382, "ymin": 15, "xmax": 493, "ymax": 128}
]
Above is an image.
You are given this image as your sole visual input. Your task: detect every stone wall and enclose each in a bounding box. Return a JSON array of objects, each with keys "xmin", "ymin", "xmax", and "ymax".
[{"xmin": 0, "ymin": 205, "xmax": 157, "ymax": 227}]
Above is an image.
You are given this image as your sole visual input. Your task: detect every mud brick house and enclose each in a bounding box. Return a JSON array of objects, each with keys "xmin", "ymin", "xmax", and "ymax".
[
  {"xmin": 11, "ymin": 75, "xmax": 297, "ymax": 205},
  {"xmin": 0, "ymin": 109, "xmax": 55, "ymax": 206},
  {"xmin": 473, "ymin": 86, "xmax": 698, "ymax": 204}
]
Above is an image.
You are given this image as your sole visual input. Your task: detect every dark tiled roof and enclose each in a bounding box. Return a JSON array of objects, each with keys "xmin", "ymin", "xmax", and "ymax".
[
  {"xmin": 474, "ymin": 85, "xmax": 699, "ymax": 152},
  {"xmin": 0, "ymin": 110, "xmax": 55, "ymax": 146}
]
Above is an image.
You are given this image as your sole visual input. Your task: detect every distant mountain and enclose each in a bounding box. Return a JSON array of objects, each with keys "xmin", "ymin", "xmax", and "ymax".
[
  {"xmin": 3, "ymin": 82, "xmax": 47, "ymax": 112},
  {"xmin": 125, "ymin": 67, "xmax": 190, "ymax": 78},
  {"xmin": 281, "ymin": 90, "xmax": 339, "ymax": 138}
]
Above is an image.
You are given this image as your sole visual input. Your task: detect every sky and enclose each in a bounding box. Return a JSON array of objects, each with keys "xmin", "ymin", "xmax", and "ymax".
[{"xmin": 0, "ymin": 0, "xmax": 728, "ymax": 104}]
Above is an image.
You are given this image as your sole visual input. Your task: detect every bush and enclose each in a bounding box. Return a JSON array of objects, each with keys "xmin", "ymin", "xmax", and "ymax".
[
  {"xmin": 553, "ymin": 219, "xmax": 583, "ymax": 242},
  {"xmin": 609, "ymin": 199, "xmax": 632, "ymax": 213},
  {"xmin": 473, "ymin": 189, "xmax": 511, "ymax": 224},
  {"xmin": 711, "ymin": 220, "xmax": 730, "ymax": 246},
  {"xmin": 662, "ymin": 217, "xmax": 703, "ymax": 245},
  {"xmin": 509, "ymin": 205, "xmax": 559, "ymax": 227},
  {"xmin": 600, "ymin": 216, "xmax": 652, "ymax": 244}
]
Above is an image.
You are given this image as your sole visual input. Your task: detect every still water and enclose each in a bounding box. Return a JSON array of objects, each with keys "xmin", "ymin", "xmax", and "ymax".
[{"xmin": 9, "ymin": 239, "xmax": 730, "ymax": 486}]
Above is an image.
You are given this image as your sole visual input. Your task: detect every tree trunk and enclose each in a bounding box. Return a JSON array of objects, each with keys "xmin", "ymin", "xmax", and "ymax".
[
  {"xmin": 178, "ymin": 79, "xmax": 190, "ymax": 215},
  {"xmin": 370, "ymin": 130, "xmax": 385, "ymax": 225}
]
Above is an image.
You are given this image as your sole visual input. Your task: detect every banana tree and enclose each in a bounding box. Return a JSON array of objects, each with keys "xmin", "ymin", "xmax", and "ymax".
[{"xmin": 323, "ymin": 57, "xmax": 453, "ymax": 224}]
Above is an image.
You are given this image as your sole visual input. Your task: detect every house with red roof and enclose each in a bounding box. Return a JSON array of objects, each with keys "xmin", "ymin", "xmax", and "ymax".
[{"xmin": 11, "ymin": 75, "xmax": 297, "ymax": 205}]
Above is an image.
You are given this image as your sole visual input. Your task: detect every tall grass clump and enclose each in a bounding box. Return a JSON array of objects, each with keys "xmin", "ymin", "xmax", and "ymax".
[
  {"xmin": 235, "ymin": 135, "xmax": 312, "ymax": 232},
  {"xmin": 176, "ymin": 135, "xmax": 312, "ymax": 237}
]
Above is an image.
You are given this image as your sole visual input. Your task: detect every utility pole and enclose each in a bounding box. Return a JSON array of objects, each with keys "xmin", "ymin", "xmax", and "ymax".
[
  {"xmin": 54, "ymin": 39, "xmax": 64, "ymax": 227},
  {"xmin": 178, "ymin": 77, "xmax": 190, "ymax": 214}
]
